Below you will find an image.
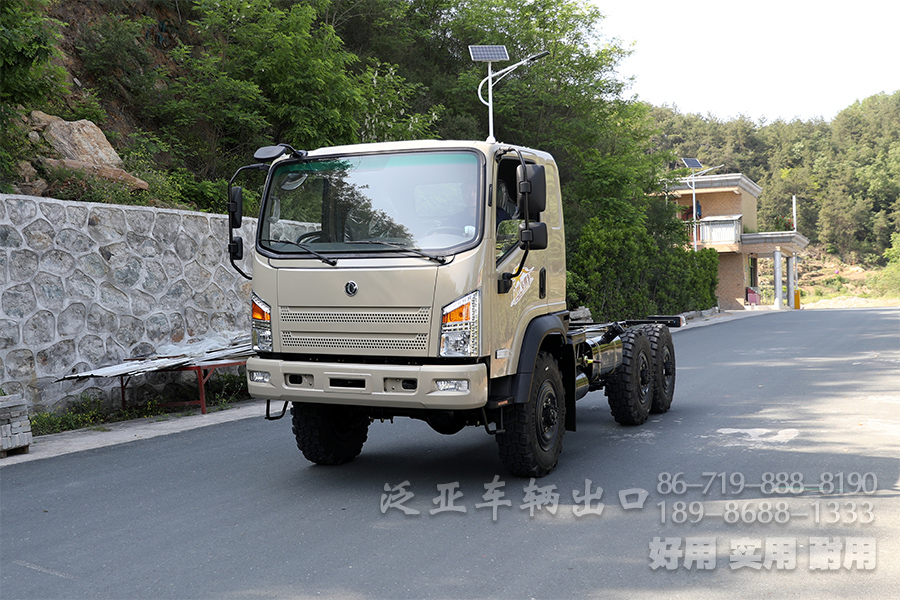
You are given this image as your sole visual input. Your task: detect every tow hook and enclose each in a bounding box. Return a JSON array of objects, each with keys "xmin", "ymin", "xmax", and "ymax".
[
  {"xmin": 265, "ymin": 400, "xmax": 289, "ymax": 420},
  {"xmin": 480, "ymin": 405, "xmax": 506, "ymax": 435}
]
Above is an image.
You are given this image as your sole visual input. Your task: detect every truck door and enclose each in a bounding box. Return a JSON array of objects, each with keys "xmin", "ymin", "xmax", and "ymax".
[{"xmin": 487, "ymin": 156, "xmax": 549, "ymax": 378}]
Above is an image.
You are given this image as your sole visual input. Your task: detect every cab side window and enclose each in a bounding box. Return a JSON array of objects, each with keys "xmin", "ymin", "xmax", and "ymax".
[{"xmin": 495, "ymin": 163, "xmax": 523, "ymax": 261}]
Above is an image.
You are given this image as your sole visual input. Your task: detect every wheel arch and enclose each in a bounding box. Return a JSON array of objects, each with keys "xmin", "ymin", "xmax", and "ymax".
[{"xmin": 500, "ymin": 312, "xmax": 576, "ymax": 431}]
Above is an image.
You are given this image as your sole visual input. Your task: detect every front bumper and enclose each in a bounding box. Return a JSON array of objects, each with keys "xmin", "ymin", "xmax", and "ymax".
[{"xmin": 246, "ymin": 357, "xmax": 488, "ymax": 410}]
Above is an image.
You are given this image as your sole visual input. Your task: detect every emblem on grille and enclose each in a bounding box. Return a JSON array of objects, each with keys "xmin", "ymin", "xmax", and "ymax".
[{"xmin": 345, "ymin": 281, "xmax": 358, "ymax": 297}]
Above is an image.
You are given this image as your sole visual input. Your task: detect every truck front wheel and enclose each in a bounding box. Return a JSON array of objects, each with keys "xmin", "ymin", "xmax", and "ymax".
[
  {"xmin": 291, "ymin": 403, "xmax": 370, "ymax": 465},
  {"xmin": 496, "ymin": 351, "xmax": 566, "ymax": 477},
  {"xmin": 605, "ymin": 329, "xmax": 654, "ymax": 425}
]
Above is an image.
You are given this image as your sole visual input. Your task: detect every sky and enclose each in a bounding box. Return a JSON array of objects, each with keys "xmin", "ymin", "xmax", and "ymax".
[{"xmin": 595, "ymin": 0, "xmax": 900, "ymax": 123}]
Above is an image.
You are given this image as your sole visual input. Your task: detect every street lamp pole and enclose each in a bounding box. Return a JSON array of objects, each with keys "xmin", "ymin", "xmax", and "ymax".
[
  {"xmin": 690, "ymin": 170, "xmax": 698, "ymax": 252},
  {"xmin": 680, "ymin": 159, "xmax": 724, "ymax": 251}
]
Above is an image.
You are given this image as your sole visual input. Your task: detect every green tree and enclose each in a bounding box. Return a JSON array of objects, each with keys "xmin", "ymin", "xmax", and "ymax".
[
  {"xmin": 355, "ymin": 61, "xmax": 442, "ymax": 142},
  {"xmin": 653, "ymin": 91, "xmax": 900, "ymax": 261},
  {"xmin": 435, "ymin": 0, "xmax": 716, "ymax": 314},
  {"xmin": 159, "ymin": 45, "xmax": 271, "ymax": 178},
  {"xmin": 869, "ymin": 232, "xmax": 900, "ymax": 296},
  {"xmin": 0, "ymin": 0, "xmax": 66, "ymax": 110},
  {"xmin": 189, "ymin": 0, "xmax": 362, "ymax": 149},
  {"xmin": 444, "ymin": 0, "xmax": 629, "ymax": 164},
  {"xmin": 437, "ymin": 1, "xmax": 669, "ymax": 234},
  {"xmin": 0, "ymin": 0, "xmax": 66, "ymax": 186}
]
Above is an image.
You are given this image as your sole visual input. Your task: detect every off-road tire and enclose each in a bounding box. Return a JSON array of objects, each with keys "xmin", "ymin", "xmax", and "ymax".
[
  {"xmin": 639, "ymin": 324, "xmax": 676, "ymax": 414},
  {"xmin": 605, "ymin": 329, "xmax": 653, "ymax": 425},
  {"xmin": 496, "ymin": 351, "xmax": 566, "ymax": 477},
  {"xmin": 291, "ymin": 402, "xmax": 370, "ymax": 465}
]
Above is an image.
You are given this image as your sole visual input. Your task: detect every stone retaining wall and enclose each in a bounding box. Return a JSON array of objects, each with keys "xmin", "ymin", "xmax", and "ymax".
[
  {"xmin": 0, "ymin": 194, "xmax": 256, "ymax": 412},
  {"xmin": 0, "ymin": 395, "xmax": 31, "ymax": 455}
]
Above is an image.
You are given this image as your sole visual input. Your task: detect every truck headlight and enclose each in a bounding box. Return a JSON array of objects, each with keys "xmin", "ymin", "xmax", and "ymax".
[
  {"xmin": 440, "ymin": 291, "xmax": 480, "ymax": 357},
  {"xmin": 251, "ymin": 292, "xmax": 272, "ymax": 352}
]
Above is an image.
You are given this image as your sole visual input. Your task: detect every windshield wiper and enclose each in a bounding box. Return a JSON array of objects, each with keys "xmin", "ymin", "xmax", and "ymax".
[
  {"xmin": 345, "ymin": 240, "xmax": 447, "ymax": 264},
  {"xmin": 260, "ymin": 239, "xmax": 338, "ymax": 266}
]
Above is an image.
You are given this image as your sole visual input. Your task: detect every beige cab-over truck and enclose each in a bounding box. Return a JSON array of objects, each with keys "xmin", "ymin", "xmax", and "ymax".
[{"xmin": 226, "ymin": 139, "xmax": 681, "ymax": 477}]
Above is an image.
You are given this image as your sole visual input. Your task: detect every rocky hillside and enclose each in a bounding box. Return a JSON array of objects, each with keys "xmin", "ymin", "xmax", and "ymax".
[
  {"xmin": 3, "ymin": 0, "xmax": 226, "ymax": 212},
  {"xmin": 13, "ymin": 110, "xmax": 149, "ymax": 198}
]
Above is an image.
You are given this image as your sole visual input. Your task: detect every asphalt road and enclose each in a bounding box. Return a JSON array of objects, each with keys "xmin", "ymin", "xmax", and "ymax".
[{"xmin": 1, "ymin": 308, "xmax": 898, "ymax": 599}]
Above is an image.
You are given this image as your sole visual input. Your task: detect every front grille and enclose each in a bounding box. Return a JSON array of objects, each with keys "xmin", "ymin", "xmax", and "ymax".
[
  {"xmin": 280, "ymin": 307, "xmax": 430, "ymax": 325},
  {"xmin": 282, "ymin": 332, "xmax": 428, "ymax": 352}
]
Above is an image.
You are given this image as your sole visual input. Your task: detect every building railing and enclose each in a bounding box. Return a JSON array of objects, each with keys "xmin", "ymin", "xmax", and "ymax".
[{"xmin": 684, "ymin": 216, "xmax": 742, "ymax": 244}]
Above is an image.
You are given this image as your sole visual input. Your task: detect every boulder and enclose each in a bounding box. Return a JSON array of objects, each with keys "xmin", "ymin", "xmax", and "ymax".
[
  {"xmin": 17, "ymin": 179, "xmax": 49, "ymax": 196},
  {"xmin": 15, "ymin": 161, "xmax": 48, "ymax": 196},
  {"xmin": 31, "ymin": 111, "xmax": 123, "ymax": 167},
  {"xmin": 569, "ymin": 306, "xmax": 593, "ymax": 323},
  {"xmin": 17, "ymin": 161, "xmax": 38, "ymax": 182},
  {"xmin": 18, "ymin": 111, "xmax": 151, "ymax": 196},
  {"xmin": 42, "ymin": 158, "xmax": 149, "ymax": 192}
]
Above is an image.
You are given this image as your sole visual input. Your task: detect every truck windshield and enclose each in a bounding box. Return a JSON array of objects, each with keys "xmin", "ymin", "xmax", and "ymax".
[{"xmin": 258, "ymin": 151, "xmax": 482, "ymax": 257}]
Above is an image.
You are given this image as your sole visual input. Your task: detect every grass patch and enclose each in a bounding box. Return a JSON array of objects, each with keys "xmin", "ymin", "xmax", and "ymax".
[
  {"xmin": 203, "ymin": 372, "xmax": 248, "ymax": 412},
  {"xmin": 30, "ymin": 394, "xmax": 166, "ymax": 436}
]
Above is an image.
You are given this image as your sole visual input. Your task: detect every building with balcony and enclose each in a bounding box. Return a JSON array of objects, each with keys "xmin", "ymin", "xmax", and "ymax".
[{"xmin": 670, "ymin": 173, "xmax": 809, "ymax": 310}]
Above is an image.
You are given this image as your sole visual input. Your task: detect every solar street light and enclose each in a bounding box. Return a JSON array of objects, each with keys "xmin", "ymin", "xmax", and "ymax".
[
  {"xmin": 680, "ymin": 158, "xmax": 723, "ymax": 251},
  {"xmin": 468, "ymin": 45, "xmax": 509, "ymax": 63},
  {"xmin": 470, "ymin": 45, "xmax": 549, "ymax": 143}
]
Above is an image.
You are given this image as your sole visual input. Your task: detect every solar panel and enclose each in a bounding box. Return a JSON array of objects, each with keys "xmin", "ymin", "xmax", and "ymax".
[
  {"xmin": 681, "ymin": 158, "xmax": 702, "ymax": 169},
  {"xmin": 469, "ymin": 45, "xmax": 509, "ymax": 62}
]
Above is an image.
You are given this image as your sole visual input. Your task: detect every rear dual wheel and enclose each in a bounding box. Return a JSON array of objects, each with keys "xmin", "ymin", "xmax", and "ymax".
[
  {"xmin": 640, "ymin": 324, "xmax": 676, "ymax": 414},
  {"xmin": 605, "ymin": 329, "xmax": 654, "ymax": 425}
]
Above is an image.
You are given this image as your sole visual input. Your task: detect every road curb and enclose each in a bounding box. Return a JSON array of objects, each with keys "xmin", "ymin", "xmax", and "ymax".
[
  {"xmin": 674, "ymin": 307, "xmax": 780, "ymax": 332},
  {"xmin": 0, "ymin": 399, "xmax": 269, "ymax": 468}
]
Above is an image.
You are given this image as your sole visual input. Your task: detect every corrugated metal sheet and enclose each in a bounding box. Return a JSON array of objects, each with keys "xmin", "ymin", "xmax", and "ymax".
[{"xmin": 58, "ymin": 337, "xmax": 253, "ymax": 381}]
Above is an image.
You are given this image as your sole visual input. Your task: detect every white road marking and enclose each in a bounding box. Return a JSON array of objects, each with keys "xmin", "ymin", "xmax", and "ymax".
[
  {"xmin": 13, "ymin": 560, "xmax": 76, "ymax": 579},
  {"xmin": 716, "ymin": 428, "xmax": 799, "ymax": 443}
]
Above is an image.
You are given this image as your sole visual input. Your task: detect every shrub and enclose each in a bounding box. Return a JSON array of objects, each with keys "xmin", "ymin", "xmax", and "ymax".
[
  {"xmin": 0, "ymin": 111, "xmax": 30, "ymax": 192},
  {"xmin": 204, "ymin": 372, "xmax": 250, "ymax": 409},
  {"xmin": 28, "ymin": 386, "xmax": 251, "ymax": 436},
  {"xmin": 44, "ymin": 87, "xmax": 108, "ymax": 124},
  {"xmin": 42, "ymin": 164, "xmax": 136, "ymax": 205},
  {"xmin": 689, "ymin": 248, "xmax": 720, "ymax": 310},
  {"xmin": 868, "ymin": 233, "xmax": 900, "ymax": 297},
  {"xmin": 568, "ymin": 219, "xmax": 719, "ymax": 320},
  {"xmin": 77, "ymin": 13, "xmax": 157, "ymax": 105},
  {"xmin": 568, "ymin": 219, "xmax": 656, "ymax": 321},
  {"xmin": 0, "ymin": 0, "xmax": 67, "ymax": 109}
]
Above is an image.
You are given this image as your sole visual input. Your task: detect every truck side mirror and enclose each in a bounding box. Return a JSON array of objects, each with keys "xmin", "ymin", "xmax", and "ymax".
[
  {"xmin": 519, "ymin": 221, "xmax": 548, "ymax": 251},
  {"xmin": 516, "ymin": 164, "xmax": 546, "ymax": 214},
  {"xmin": 228, "ymin": 186, "xmax": 243, "ymax": 229},
  {"xmin": 254, "ymin": 145, "xmax": 287, "ymax": 161},
  {"xmin": 228, "ymin": 236, "xmax": 244, "ymax": 261}
]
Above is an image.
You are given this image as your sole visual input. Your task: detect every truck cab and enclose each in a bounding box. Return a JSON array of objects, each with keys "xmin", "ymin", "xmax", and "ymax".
[{"xmin": 229, "ymin": 139, "xmax": 676, "ymax": 477}]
